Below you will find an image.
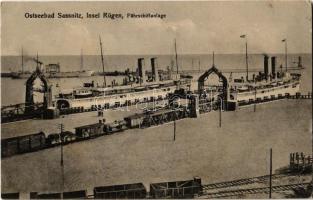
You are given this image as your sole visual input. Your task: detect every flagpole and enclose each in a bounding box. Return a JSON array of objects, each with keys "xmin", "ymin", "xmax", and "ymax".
[
  {"xmin": 198, "ymin": 60, "xmax": 201, "ymax": 72},
  {"xmin": 285, "ymin": 40, "xmax": 288, "ymax": 72},
  {"xmin": 99, "ymin": 36, "xmax": 106, "ymax": 87},
  {"xmin": 245, "ymin": 37, "xmax": 248, "ymax": 81},
  {"xmin": 269, "ymin": 148, "xmax": 273, "ymax": 199},
  {"xmin": 240, "ymin": 34, "xmax": 248, "ymax": 81},
  {"xmin": 174, "ymin": 38, "xmax": 179, "ymax": 75},
  {"xmin": 80, "ymin": 48, "xmax": 84, "ymax": 72},
  {"xmin": 282, "ymin": 39, "xmax": 287, "ymax": 72},
  {"xmin": 21, "ymin": 47, "xmax": 24, "ymax": 73}
]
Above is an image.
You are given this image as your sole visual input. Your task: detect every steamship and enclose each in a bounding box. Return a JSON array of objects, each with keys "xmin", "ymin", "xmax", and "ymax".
[
  {"xmin": 229, "ymin": 55, "xmax": 301, "ymax": 105},
  {"xmin": 55, "ymin": 57, "xmax": 191, "ymax": 110},
  {"xmin": 199, "ymin": 54, "xmax": 302, "ymax": 111}
]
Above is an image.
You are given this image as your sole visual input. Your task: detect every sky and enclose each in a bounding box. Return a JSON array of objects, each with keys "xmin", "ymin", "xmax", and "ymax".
[{"xmin": 1, "ymin": 1, "xmax": 312, "ymax": 55}]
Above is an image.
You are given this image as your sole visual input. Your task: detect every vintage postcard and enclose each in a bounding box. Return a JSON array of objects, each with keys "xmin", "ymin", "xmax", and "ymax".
[{"xmin": 1, "ymin": 0, "xmax": 312, "ymax": 199}]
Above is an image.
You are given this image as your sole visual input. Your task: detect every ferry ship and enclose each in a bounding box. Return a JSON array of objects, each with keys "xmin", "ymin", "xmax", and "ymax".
[
  {"xmin": 56, "ymin": 57, "xmax": 191, "ymax": 110},
  {"xmin": 230, "ymin": 75, "xmax": 300, "ymax": 106},
  {"xmin": 230, "ymin": 55, "xmax": 301, "ymax": 106},
  {"xmin": 201, "ymin": 55, "xmax": 302, "ymax": 108}
]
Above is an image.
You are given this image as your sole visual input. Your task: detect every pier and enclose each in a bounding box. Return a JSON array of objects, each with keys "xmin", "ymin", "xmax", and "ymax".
[
  {"xmin": 2, "ymin": 93, "xmax": 311, "ymax": 158},
  {"xmin": 2, "ymin": 97, "xmax": 311, "ymax": 198},
  {"xmin": 1, "ymin": 103, "xmax": 45, "ymax": 123},
  {"xmin": 287, "ymin": 92, "xmax": 312, "ymax": 99},
  {"xmin": 289, "ymin": 152, "xmax": 313, "ymax": 173}
]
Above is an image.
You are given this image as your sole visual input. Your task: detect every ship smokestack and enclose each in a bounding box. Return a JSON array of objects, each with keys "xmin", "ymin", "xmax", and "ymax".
[
  {"xmin": 263, "ymin": 54, "xmax": 269, "ymax": 78},
  {"xmin": 137, "ymin": 58, "xmax": 146, "ymax": 85},
  {"xmin": 298, "ymin": 56, "xmax": 302, "ymax": 68},
  {"xmin": 151, "ymin": 57, "xmax": 159, "ymax": 82},
  {"xmin": 271, "ymin": 56, "xmax": 276, "ymax": 79}
]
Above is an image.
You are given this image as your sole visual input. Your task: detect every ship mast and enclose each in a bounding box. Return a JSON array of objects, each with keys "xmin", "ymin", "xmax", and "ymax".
[
  {"xmin": 198, "ymin": 60, "xmax": 201, "ymax": 72},
  {"xmin": 21, "ymin": 47, "xmax": 24, "ymax": 73},
  {"xmin": 80, "ymin": 48, "xmax": 84, "ymax": 72},
  {"xmin": 99, "ymin": 36, "xmax": 106, "ymax": 87},
  {"xmin": 174, "ymin": 38, "xmax": 179, "ymax": 75},
  {"xmin": 36, "ymin": 52, "xmax": 39, "ymax": 69},
  {"xmin": 282, "ymin": 38, "xmax": 287, "ymax": 72},
  {"xmin": 240, "ymin": 34, "xmax": 249, "ymax": 81},
  {"xmin": 245, "ymin": 38, "xmax": 248, "ymax": 81},
  {"xmin": 192, "ymin": 58, "xmax": 194, "ymax": 69}
]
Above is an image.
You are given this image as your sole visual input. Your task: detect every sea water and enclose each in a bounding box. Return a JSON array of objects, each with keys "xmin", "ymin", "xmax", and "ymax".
[{"xmin": 1, "ymin": 53, "xmax": 312, "ymax": 106}]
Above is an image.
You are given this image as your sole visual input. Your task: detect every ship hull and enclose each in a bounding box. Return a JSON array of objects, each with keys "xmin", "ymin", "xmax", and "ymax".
[
  {"xmin": 56, "ymin": 86, "xmax": 177, "ymax": 110},
  {"xmin": 233, "ymin": 81, "xmax": 300, "ymax": 104}
]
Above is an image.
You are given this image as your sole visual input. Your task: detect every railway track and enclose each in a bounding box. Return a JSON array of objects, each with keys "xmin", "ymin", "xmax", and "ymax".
[
  {"xmin": 201, "ymin": 182, "xmax": 311, "ymax": 198},
  {"xmin": 202, "ymin": 174, "xmax": 287, "ymax": 190}
]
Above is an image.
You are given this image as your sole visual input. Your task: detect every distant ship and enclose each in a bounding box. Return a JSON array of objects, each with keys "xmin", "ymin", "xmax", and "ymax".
[
  {"xmin": 11, "ymin": 64, "xmax": 95, "ymax": 79},
  {"xmin": 11, "ymin": 71, "xmax": 94, "ymax": 79},
  {"xmin": 11, "ymin": 49, "xmax": 95, "ymax": 79}
]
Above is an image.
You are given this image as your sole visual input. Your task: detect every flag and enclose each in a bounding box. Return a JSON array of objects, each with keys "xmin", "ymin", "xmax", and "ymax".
[
  {"xmin": 282, "ymin": 39, "xmax": 286, "ymax": 42},
  {"xmin": 240, "ymin": 35, "xmax": 246, "ymax": 38}
]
